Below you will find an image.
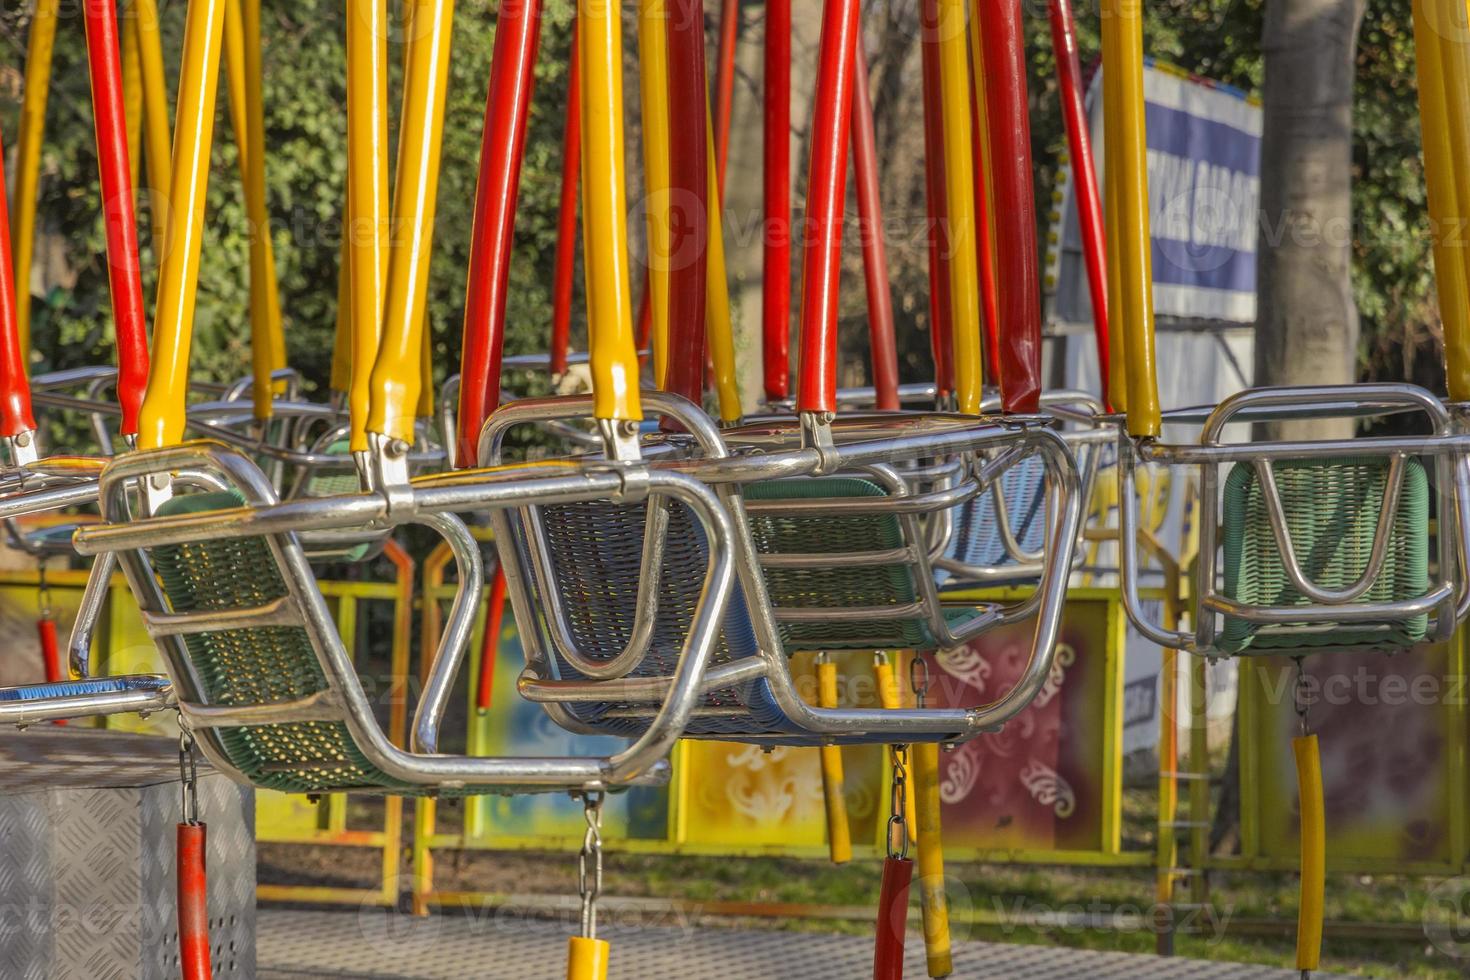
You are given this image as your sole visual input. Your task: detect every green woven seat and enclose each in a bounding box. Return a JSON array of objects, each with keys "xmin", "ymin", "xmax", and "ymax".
[
  {"xmin": 149, "ymin": 492, "xmax": 547, "ymax": 796},
  {"xmin": 1219, "ymin": 457, "xmax": 1430, "ymax": 654},
  {"xmin": 745, "ymin": 478, "xmax": 977, "ymax": 650}
]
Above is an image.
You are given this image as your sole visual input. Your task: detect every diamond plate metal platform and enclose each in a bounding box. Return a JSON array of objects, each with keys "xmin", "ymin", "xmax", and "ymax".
[{"xmin": 258, "ymin": 908, "xmax": 1347, "ymax": 979}]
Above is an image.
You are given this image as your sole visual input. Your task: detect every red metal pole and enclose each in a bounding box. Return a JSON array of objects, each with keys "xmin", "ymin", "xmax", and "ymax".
[
  {"xmin": 796, "ymin": 0, "xmax": 861, "ymax": 416},
  {"xmin": 714, "ymin": 0, "xmax": 739, "ymax": 198},
  {"xmin": 761, "ymin": 0, "xmax": 791, "ymax": 402},
  {"xmin": 475, "ymin": 567, "xmax": 506, "ymax": 712},
  {"xmin": 918, "ymin": 0, "xmax": 953, "ymax": 402},
  {"xmin": 83, "ymin": 0, "xmax": 149, "ymax": 438},
  {"xmin": 456, "ymin": 0, "xmax": 544, "ymax": 467},
  {"xmin": 977, "ymin": 0, "xmax": 1042, "ymax": 413},
  {"xmin": 872, "ymin": 855, "xmax": 914, "ymax": 979},
  {"xmin": 0, "ymin": 123, "xmax": 34, "ymax": 440},
  {"xmin": 177, "ymin": 822, "xmax": 212, "ymax": 980},
  {"xmin": 550, "ymin": 20, "xmax": 581, "ymax": 377},
  {"xmin": 662, "ymin": 0, "xmax": 709, "ymax": 407},
  {"xmin": 1048, "ymin": 0, "xmax": 1111, "ymax": 409},
  {"xmin": 851, "ymin": 44, "xmax": 899, "ymax": 411},
  {"xmin": 968, "ymin": 75, "xmax": 1002, "ymax": 390}
]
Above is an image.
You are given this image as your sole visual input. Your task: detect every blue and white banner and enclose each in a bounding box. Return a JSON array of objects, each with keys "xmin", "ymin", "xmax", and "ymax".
[{"xmin": 1045, "ymin": 60, "xmax": 1263, "ymax": 326}]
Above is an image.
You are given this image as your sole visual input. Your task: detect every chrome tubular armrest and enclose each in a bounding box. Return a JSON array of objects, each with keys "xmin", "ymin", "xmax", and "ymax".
[{"xmin": 0, "ymin": 675, "xmax": 175, "ymax": 726}]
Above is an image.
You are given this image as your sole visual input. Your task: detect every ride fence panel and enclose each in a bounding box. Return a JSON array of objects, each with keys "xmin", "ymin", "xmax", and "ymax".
[
  {"xmin": 1229, "ymin": 635, "xmax": 1469, "ymax": 877},
  {"xmin": 80, "ymin": 561, "xmax": 413, "ymax": 908},
  {"xmin": 411, "ymin": 583, "xmax": 1133, "ymax": 915}
]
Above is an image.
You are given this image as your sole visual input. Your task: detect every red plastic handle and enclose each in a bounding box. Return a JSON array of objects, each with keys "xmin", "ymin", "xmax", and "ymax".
[
  {"xmin": 456, "ymin": 0, "xmax": 544, "ymax": 468},
  {"xmin": 978, "ymin": 0, "xmax": 1042, "ymax": 413},
  {"xmin": 1048, "ymin": 0, "xmax": 1111, "ymax": 409},
  {"xmin": 84, "ymin": 0, "xmax": 149, "ymax": 438},
  {"xmin": 796, "ymin": 0, "xmax": 862, "ymax": 416},
  {"xmin": 475, "ymin": 568, "xmax": 507, "ymax": 712},
  {"xmin": 873, "ymin": 855, "xmax": 914, "ymax": 979},
  {"xmin": 549, "ymin": 21, "xmax": 581, "ymax": 378},
  {"xmin": 177, "ymin": 822, "xmax": 212, "ymax": 980},
  {"xmin": 918, "ymin": 0, "xmax": 953, "ymax": 401},
  {"xmin": 661, "ymin": 0, "xmax": 710, "ymax": 410},
  {"xmin": 967, "ymin": 79, "xmax": 1002, "ymax": 390},
  {"xmin": 761, "ymin": 0, "xmax": 792, "ymax": 402},
  {"xmin": 0, "ymin": 124, "xmax": 35, "ymax": 440},
  {"xmin": 852, "ymin": 44, "xmax": 899, "ymax": 412},
  {"xmin": 37, "ymin": 616, "xmax": 61, "ymax": 684}
]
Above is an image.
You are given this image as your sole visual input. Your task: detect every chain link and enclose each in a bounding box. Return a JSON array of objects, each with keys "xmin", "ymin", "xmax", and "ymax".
[
  {"xmin": 887, "ymin": 745, "xmax": 910, "ymax": 860},
  {"xmin": 909, "ymin": 653, "xmax": 930, "ymax": 709},
  {"xmin": 577, "ymin": 791, "xmax": 605, "ymax": 940},
  {"xmin": 1293, "ymin": 658, "xmax": 1310, "ymax": 739},
  {"xmin": 37, "ymin": 562, "xmax": 51, "ymax": 621},
  {"xmin": 178, "ymin": 715, "xmax": 200, "ymax": 826}
]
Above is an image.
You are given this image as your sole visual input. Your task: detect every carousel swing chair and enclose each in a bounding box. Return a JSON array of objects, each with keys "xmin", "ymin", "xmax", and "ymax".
[
  {"xmin": 1107, "ymin": 0, "xmax": 1470, "ymax": 974},
  {"xmin": 3, "ymin": 0, "xmax": 737, "ymax": 975},
  {"xmin": 468, "ymin": 4, "xmax": 1081, "ymax": 978}
]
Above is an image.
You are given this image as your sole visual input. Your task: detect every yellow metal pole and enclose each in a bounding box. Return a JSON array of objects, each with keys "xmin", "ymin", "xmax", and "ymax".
[
  {"xmin": 1293, "ymin": 733, "xmax": 1325, "ymax": 974},
  {"xmin": 566, "ymin": 937, "xmax": 610, "ymax": 980},
  {"xmin": 138, "ymin": 0, "xmax": 229, "ymax": 449},
  {"xmin": 1101, "ymin": 0, "xmax": 1157, "ymax": 436},
  {"xmin": 937, "ymin": 0, "xmax": 982, "ymax": 414},
  {"xmin": 1424, "ymin": 0, "xmax": 1470, "ymax": 399},
  {"xmin": 578, "ymin": 0, "xmax": 642, "ymax": 424},
  {"xmin": 913, "ymin": 740, "xmax": 953, "ymax": 978},
  {"xmin": 345, "ymin": 0, "xmax": 392, "ymax": 449},
  {"xmin": 243, "ymin": 0, "xmax": 287, "ymax": 409},
  {"xmin": 816, "ymin": 656, "xmax": 852, "ymax": 865},
  {"xmin": 635, "ymin": 0, "xmax": 672, "ymax": 388},
  {"xmin": 12, "ymin": 0, "xmax": 61, "ymax": 364},
  {"xmin": 122, "ymin": 4, "xmax": 144, "ymax": 187},
  {"xmin": 136, "ymin": 0, "xmax": 173, "ymax": 259},
  {"xmin": 704, "ymin": 92, "xmax": 741, "ymax": 423},
  {"xmin": 364, "ymin": 0, "xmax": 454, "ymax": 444}
]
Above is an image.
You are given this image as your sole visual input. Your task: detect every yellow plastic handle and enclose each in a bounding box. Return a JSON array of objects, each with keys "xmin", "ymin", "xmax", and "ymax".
[
  {"xmin": 635, "ymin": 0, "xmax": 672, "ymax": 389},
  {"xmin": 566, "ymin": 936, "xmax": 609, "ymax": 980},
  {"xmin": 1100, "ymin": 61, "xmax": 1127, "ymax": 413},
  {"xmin": 121, "ymin": 8, "xmax": 143, "ymax": 188},
  {"xmin": 13, "ymin": 0, "xmax": 61, "ymax": 366},
  {"xmin": 580, "ymin": 0, "xmax": 643, "ymax": 424},
  {"xmin": 914, "ymin": 741, "xmax": 953, "ymax": 978},
  {"xmin": 938, "ymin": 0, "xmax": 982, "ymax": 414},
  {"xmin": 1293, "ymin": 733, "xmax": 1325, "ymax": 972},
  {"xmin": 138, "ymin": 0, "xmax": 229, "ymax": 449},
  {"xmin": 344, "ymin": 0, "xmax": 391, "ymax": 449},
  {"xmin": 366, "ymin": 0, "xmax": 454, "ymax": 445},
  {"xmin": 1102, "ymin": 0, "xmax": 1158, "ymax": 437},
  {"xmin": 816, "ymin": 659, "xmax": 852, "ymax": 865},
  {"xmin": 704, "ymin": 91, "xmax": 741, "ymax": 423},
  {"xmin": 1422, "ymin": 0, "xmax": 1470, "ymax": 400},
  {"xmin": 331, "ymin": 229, "xmax": 353, "ymax": 393}
]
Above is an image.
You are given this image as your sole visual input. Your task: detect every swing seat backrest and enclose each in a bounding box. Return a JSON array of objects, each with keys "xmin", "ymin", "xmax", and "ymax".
[
  {"xmin": 1219, "ymin": 456, "xmax": 1430, "ymax": 653},
  {"xmin": 940, "ymin": 453, "xmax": 1048, "ymax": 580}
]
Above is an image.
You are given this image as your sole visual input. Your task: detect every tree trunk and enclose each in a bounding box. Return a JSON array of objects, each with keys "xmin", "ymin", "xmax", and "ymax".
[{"xmin": 1253, "ymin": 0, "xmax": 1366, "ymax": 441}]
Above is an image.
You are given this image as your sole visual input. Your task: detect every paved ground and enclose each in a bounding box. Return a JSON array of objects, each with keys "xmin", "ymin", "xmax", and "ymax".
[{"xmin": 257, "ymin": 908, "xmax": 1348, "ymax": 979}]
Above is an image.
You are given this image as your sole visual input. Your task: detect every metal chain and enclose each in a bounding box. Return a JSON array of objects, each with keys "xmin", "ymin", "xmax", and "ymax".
[
  {"xmin": 909, "ymin": 653, "xmax": 930, "ymax": 709},
  {"xmin": 177, "ymin": 715, "xmax": 200, "ymax": 827},
  {"xmin": 37, "ymin": 562, "xmax": 51, "ymax": 621},
  {"xmin": 887, "ymin": 744, "xmax": 910, "ymax": 860},
  {"xmin": 577, "ymin": 791, "xmax": 605, "ymax": 940},
  {"xmin": 1293, "ymin": 658, "xmax": 1310, "ymax": 739}
]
